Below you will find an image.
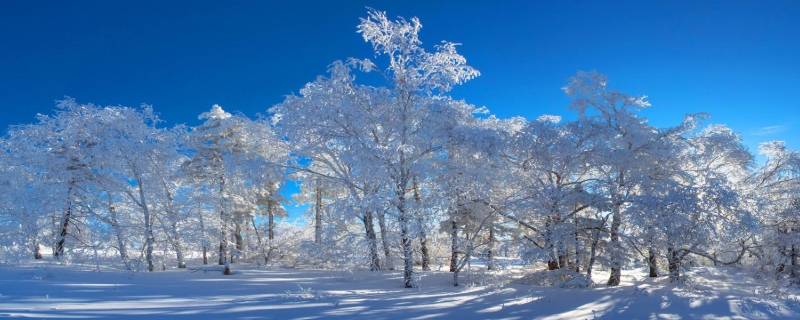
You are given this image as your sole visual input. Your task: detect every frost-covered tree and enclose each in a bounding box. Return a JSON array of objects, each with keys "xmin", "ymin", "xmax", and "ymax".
[
  {"xmin": 275, "ymin": 9, "xmax": 480, "ymax": 287},
  {"xmin": 751, "ymin": 141, "xmax": 800, "ymax": 283},
  {"xmin": 434, "ymin": 114, "xmax": 513, "ymax": 286},
  {"xmin": 2, "ymin": 99, "xmax": 108, "ymax": 260},
  {"xmin": 502, "ymin": 115, "xmax": 598, "ymax": 273},
  {"xmin": 272, "ymin": 60, "xmax": 389, "ymax": 272},
  {"xmin": 86, "ymin": 104, "xmax": 181, "ymax": 272},
  {"xmin": 563, "ymin": 72, "xmax": 661, "ymax": 286},
  {"xmin": 184, "ymin": 105, "xmax": 288, "ymax": 275},
  {"xmin": 356, "ymin": 9, "xmax": 479, "ymax": 288}
]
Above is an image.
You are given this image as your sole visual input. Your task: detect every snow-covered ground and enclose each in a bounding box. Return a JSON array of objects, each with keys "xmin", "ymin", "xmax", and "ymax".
[{"xmin": 0, "ymin": 263, "xmax": 798, "ymax": 319}]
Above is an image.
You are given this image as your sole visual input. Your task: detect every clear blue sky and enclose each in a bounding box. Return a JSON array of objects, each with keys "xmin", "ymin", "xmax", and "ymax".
[{"xmin": 2, "ymin": 1, "xmax": 798, "ymax": 220}]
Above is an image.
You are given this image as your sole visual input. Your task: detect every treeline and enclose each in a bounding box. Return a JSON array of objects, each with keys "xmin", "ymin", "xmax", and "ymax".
[{"xmin": 0, "ymin": 10, "xmax": 798, "ymax": 288}]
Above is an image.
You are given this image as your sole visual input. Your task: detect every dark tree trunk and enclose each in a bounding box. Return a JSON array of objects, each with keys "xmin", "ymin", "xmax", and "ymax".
[
  {"xmin": 233, "ymin": 221, "xmax": 243, "ymax": 264},
  {"xmin": 668, "ymin": 247, "xmax": 680, "ymax": 283},
  {"xmin": 199, "ymin": 213, "xmax": 208, "ymax": 265},
  {"xmin": 314, "ymin": 182, "xmax": 323, "ymax": 245},
  {"xmin": 418, "ymin": 225, "xmax": 430, "ymax": 271},
  {"xmin": 135, "ymin": 176, "xmax": 155, "ymax": 273},
  {"xmin": 398, "ymin": 195, "xmax": 414, "ymax": 288},
  {"xmin": 574, "ymin": 218, "xmax": 580, "ymax": 273},
  {"xmin": 607, "ymin": 207, "xmax": 622, "ymax": 286},
  {"xmin": 607, "ymin": 170, "xmax": 625, "ymax": 287},
  {"xmin": 55, "ymin": 205, "xmax": 71, "ymax": 259},
  {"xmin": 712, "ymin": 250, "xmax": 719, "ymax": 267},
  {"xmin": 487, "ymin": 223, "xmax": 496, "ymax": 271},
  {"xmin": 363, "ymin": 211, "xmax": 381, "ymax": 271},
  {"xmin": 219, "ymin": 176, "xmax": 230, "ymax": 275},
  {"xmin": 648, "ymin": 247, "xmax": 658, "ymax": 277},
  {"xmin": 33, "ymin": 241, "xmax": 42, "ymax": 259},
  {"xmin": 266, "ymin": 200, "xmax": 275, "ymax": 264},
  {"xmin": 378, "ymin": 210, "xmax": 393, "ymax": 270},
  {"xmin": 556, "ymin": 217, "xmax": 567, "ymax": 270},
  {"xmin": 558, "ymin": 252, "xmax": 567, "ymax": 270},
  {"xmin": 219, "ymin": 241, "xmax": 226, "ymax": 265},
  {"xmin": 545, "ymin": 220, "xmax": 559, "ymax": 271},
  {"xmin": 173, "ymin": 234, "xmax": 186, "ymax": 269},
  {"xmin": 453, "ymin": 243, "xmax": 475, "ymax": 287},
  {"xmin": 587, "ymin": 230, "xmax": 599, "ymax": 277},
  {"xmin": 791, "ymin": 245, "xmax": 797, "ymax": 280},
  {"xmin": 268, "ymin": 210, "xmax": 274, "ymax": 241},
  {"xmin": 412, "ymin": 179, "xmax": 430, "ymax": 271},
  {"xmin": 419, "ymin": 230, "xmax": 431, "ymax": 271},
  {"xmin": 449, "ymin": 220, "xmax": 458, "ymax": 272},
  {"xmin": 54, "ymin": 185, "xmax": 74, "ymax": 260}
]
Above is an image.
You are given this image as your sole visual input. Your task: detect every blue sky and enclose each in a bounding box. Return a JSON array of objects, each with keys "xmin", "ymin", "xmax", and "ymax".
[{"xmin": 2, "ymin": 1, "xmax": 798, "ymax": 221}]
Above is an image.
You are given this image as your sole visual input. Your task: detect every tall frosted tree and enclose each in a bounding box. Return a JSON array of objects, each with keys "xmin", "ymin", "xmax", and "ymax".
[
  {"xmin": 184, "ymin": 105, "xmax": 288, "ymax": 275},
  {"xmin": 563, "ymin": 72, "xmax": 658, "ymax": 286},
  {"xmin": 275, "ymin": 9, "xmax": 479, "ymax": 287},
  {"xmin": 356, "ymin": 8, "xmax": 479, "ymax": 287},
  {"xmin": 752, "ymin": 141, "xmax": 800, "ymax": 283},
  {"xmin": 87, "ymin": 105, "xmax": 192, "ymax": 271},
  {"xmin": 502, "ymin": 115, "xmax": 597, "ymax": 272},
  {"xmin": 3, "ymin": 99, "xmax": 105, "ymax": 260}
]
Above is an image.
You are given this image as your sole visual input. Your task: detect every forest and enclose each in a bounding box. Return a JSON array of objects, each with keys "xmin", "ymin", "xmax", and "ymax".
[{"xmin": 0, "ymin": 10, "xmax": 798, "ymax": 318}]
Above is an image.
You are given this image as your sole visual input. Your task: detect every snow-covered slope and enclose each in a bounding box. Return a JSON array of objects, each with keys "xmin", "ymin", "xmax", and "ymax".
[{"xmin": 0, "ymin": 264, "xmax": 797, "ymax": 319}]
